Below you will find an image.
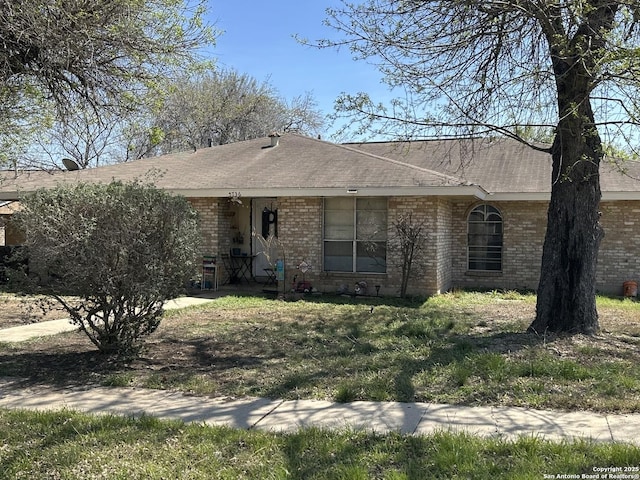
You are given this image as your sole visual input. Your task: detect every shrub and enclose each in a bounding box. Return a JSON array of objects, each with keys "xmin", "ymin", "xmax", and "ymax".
[{"xmin": 13, "ymin": 180, "xmax": 200, "ymax": 356}]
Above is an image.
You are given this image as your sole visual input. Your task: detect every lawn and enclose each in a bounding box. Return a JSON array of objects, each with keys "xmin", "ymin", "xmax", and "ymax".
[
  {"xmin": 1, "ymin": 409, "xmax": 640, "ymax": 480},
  {"xmin": 2, "ymin": 290, "xmax": 640, "ymax": 478},
  {"xmin": 1, "ymin": 291, "xmax": 640, "ymax": 412}
]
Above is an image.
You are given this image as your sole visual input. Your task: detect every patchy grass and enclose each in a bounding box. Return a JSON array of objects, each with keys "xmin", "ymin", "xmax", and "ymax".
[
  {"xmin": 1, "ymin": 291, "xmax": 640, "ymax": 412},
  {"xmin": 1, "ymin": 408, "xmax": 639, "ymax": 479}
]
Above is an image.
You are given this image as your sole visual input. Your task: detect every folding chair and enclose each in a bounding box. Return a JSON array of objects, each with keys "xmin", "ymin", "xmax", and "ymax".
[{"xmin": 220, "ymin": 253, "xmax": 241, "ymax": 284}]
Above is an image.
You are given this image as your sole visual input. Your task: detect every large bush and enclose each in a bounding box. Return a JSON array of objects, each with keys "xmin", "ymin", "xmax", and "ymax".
[{"xmin": 14, "ymin": 180, "xmax": 200, "ymax": 356}]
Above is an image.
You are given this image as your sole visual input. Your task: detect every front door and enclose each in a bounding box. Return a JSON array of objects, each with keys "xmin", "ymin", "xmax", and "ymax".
[{"xmin": 251, "ymin": 198, "xmax": 278, "ymax": 279}]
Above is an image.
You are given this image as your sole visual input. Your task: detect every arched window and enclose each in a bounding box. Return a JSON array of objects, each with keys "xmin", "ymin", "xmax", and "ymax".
[{"xmin": 468, "ymin": 204, "xmax": 503, "ymax": 271}]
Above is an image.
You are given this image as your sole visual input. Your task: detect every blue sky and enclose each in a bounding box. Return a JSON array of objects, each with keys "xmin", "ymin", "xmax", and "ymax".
[{"xmin": 205, "ymin": 1, "xmax": 392, "ymax": 139}]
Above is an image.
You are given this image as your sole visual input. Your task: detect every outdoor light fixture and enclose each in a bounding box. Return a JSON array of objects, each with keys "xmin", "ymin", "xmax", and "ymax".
[{"xmin": 347, "ymin": 188, "xmax": 358, "ymax": 194}]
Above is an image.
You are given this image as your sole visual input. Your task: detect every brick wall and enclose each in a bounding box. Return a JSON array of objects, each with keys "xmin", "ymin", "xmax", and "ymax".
[
  {"xmin": 435, "ymin": 198, "xmax": 454, "ymax": 293},
  {"xmin": 449, "ymin": 199, "xmax": 640, "ymax": 295},
  {"xmin": 598, "ymin": 201, "xmax": 640, "ymax": 295},
  {"xmin": 188, "ymin": 195, "xmax": 454, "ymax": 295},
  {"xmin": 188, "ymin": 195, "xmax": 640, "ymax": 297},
  {"xmin": 277, "ymin": 197, "xmax": 323, "ymax": 290},
  {"xmin": 276, "ymin": 196, "xmax": 445, "ymax": 296},
  {"xmin": 274, "ymin": 196, "xmax": 451, "ymax": 297},
  {"xmin": 188, "ymin": 198, "xmax": 220, "ymax": 255},
  {"xmin": 387, "ymin": 196, "xmax": 446, "ymax": 296}
]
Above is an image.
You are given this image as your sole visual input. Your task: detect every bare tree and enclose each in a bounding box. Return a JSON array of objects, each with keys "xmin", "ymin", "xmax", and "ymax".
[
  {"xmin": 320, "ymin": 1, "xmax": 640, "ymax": 334},
  {"xmin": 281, "ymin": 92, "xmax": 326, "ymax": 135},
  {"xmin": 390, "ymin": 214, "xmax": 428, "ymax": 299},
  {"xmin": 25, "ymin": 108, "xmax": 122, "ymax": 170}
]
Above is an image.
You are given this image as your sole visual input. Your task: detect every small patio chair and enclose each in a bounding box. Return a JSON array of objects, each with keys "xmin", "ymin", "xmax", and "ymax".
[{"xmin": 220, "ymin": 253, "xmax": 241, "ymax": 285}]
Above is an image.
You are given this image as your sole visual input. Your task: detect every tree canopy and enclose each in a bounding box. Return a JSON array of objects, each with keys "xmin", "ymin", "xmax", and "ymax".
[
  {"xmin": 145, "ymin": 69, "xmax": 326, "ymax": 154},
  {"xmin": 9, "ymin": 69, "xmax": 325, "ymax": 169},
  {"xmin": 0, "ymin": 0, "xmax": 214, "ymax": 114}
]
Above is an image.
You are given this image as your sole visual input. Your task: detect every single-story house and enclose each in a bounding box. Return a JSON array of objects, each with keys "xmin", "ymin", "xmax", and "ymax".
[
  {"xmin": 1, "ymin": 133, "xmax": 639, "ymax": 296},
  {"xmin": 0, "ymin": 200, "xmax": 23, "ymax": 246}
]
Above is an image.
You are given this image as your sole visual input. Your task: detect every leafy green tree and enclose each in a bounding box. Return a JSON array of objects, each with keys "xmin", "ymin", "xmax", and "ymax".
[
  {"xmin": 0, "ymin": 0, "xmax": 215, "ymax": 169},
  {"xmin": 0, "ymin": 88, "xmax": 53, "ymax": 169},
  {"xmin": 13, "ymin": 181, "xmax": 200, "ymax": 356},
  {"xmin": 321, "ymin": 1, "xmax": 640, "ymax": 334},
  {"xmin": 0, "ymin": 0, "xmax": 214, "ymax": 113},
  {"xmin": 147, "ymin": 69, "xmax": 325, "ymax": 154}
]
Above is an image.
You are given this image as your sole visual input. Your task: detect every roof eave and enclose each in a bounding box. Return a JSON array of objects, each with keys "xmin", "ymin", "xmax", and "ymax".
[
  {"xmin": 488, "ymin": 192, "xmax": 550, "ymax": 201},
  {"xmin": 601, "ymin": 191, "xmax": 640, "ymax": 201},
  {"xmin": 488, "ymin": 191, "xmax": 640, "ymax": 201},
  {"xmin": 0, "ymin": 192, "xmax": 20, "ymax": 201},
  {"xmin": 170, "ymin": 185, "xmax": 488, "ymax": 199}
]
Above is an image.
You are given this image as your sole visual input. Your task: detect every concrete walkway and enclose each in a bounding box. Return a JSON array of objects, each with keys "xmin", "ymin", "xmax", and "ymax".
[
  {"xmin": 1, "ymin": 296, "xmax": 639, "ymax": 444},
  {"xmin": 0, "ymin": 295, "xmax": 218, "ymax": 342},
  {"xmin": 0, "ymin": 377, "xmax": 639, "ymax": 444}
]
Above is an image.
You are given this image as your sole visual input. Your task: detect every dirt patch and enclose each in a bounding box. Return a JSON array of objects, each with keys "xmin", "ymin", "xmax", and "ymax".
[{"xmin": 0, "ymin": 294, "xmax": 69, "ymax": 328}]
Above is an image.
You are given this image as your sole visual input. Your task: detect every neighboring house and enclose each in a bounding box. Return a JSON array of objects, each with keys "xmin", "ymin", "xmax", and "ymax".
[
  {"xmin": 0, "ymin": 200, "xmax": 23, "ymax": 246},
  {"xmin": 0, "ymin": 133, "xmax": 639, "ymax": 296},
  {"xmin": 1, "ymin": 171, "xmax": 56, "ymax": 247}
]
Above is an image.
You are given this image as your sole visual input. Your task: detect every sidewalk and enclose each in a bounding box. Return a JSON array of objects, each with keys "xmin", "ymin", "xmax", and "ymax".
[
  {"xmin": 0, "ymin": 295, "xmax": 218, "ymax": 342},
  {"xmin": 0, "ymin": 377, "xmax": 638, "ymax": 444}
]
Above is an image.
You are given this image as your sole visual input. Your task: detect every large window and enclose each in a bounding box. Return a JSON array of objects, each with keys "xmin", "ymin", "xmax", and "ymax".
[
  {"xmin": 324, "ymin": 197, "xmax": 387, "ymax": 273},
  {"xmin": 468, "ymin": 204, "xmax": 503, "ymax": 271}
]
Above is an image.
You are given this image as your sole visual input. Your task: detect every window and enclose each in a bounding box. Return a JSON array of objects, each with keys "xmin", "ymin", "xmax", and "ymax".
[
  {"xmin": 324, "ymin": 197, "xmax": 387, "ymax": 273},
  {"xmin": 468, "ymin": 204, "xmax": 503, "ymax": 271}
]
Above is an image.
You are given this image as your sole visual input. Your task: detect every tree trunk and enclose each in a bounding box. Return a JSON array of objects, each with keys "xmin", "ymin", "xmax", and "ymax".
[
  {"xmin": 529, "ymin": 116, "xmax": 604, "ymax": 335},
  {"xmin": 528, "ymin": 2, "xmax": 616, "ymax": 336}
]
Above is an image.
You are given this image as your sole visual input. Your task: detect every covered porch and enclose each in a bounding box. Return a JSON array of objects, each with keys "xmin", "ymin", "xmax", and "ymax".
[{"xmin": 190, "ymin": 196, "xmax": 283, "ymax": 290}]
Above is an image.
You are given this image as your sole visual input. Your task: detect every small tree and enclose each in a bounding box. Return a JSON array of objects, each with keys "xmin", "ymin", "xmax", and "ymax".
[
  {"xmin": 253, "ymin": 232, "xmax": 288, "ymax": 295},
  {"xmin": 389, "ymin": 214, "xmax": 428, "ymax": 298},
  {"xmin": 14, "ymin": 180, "xmax": 200, "ymax": 356}
]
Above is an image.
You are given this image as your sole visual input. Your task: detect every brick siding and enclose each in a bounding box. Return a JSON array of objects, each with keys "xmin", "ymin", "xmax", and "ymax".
[
  {"xmin": 598, "ymin": 201, "xmax": 640, "ymax": 294},
  {"xmin": 190, "ymin": 195, "xmax": 640, "ymax": 297},
  {"xmin": 450, "ymin": 199, "xmax": 640, "ymax": 296},
  {"xmin": 450, "ymin": 201, "xmax": 547, "ymax": 292},
  {"xmin": 277, "ymin": 197, "xmax": 323, "ymax": 291},
  {"xmin": 188, "ymin": 198, "xmax": 221, "ymax": 255}
]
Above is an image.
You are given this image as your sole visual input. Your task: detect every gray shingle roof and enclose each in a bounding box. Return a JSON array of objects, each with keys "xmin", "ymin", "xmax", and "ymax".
[
  {"xmin": 0, "ymin": 134, "xmax": 471, "ymax": 199},
  {"xmin": 349, "ymin": 137, "xmax": 640, "ymax": 196},
  {"xmin": 1, "ymin": 134, "xmax": 639, "ymax": 200}
]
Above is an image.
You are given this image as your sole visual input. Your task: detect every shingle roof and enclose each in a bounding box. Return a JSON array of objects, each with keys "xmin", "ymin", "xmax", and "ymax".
[
  {"xmin": 1, "ymin": 134, "xmax": 638, "ymax": 201},
  {"xmin": 348, "ymin": 137, "xmax": 640, "ymax": 198},
  {"xmin": 0, "ymin": 134, "xmax": 474, "ymax": 200}
]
